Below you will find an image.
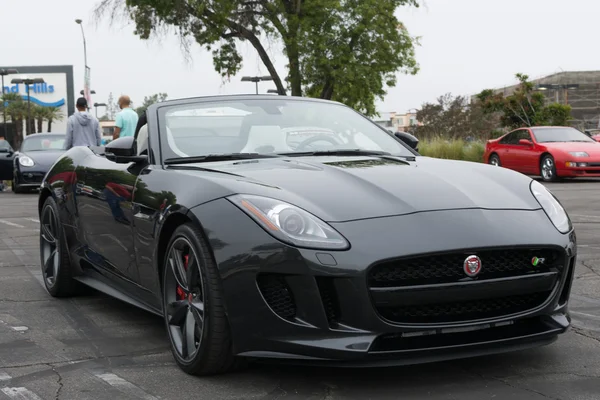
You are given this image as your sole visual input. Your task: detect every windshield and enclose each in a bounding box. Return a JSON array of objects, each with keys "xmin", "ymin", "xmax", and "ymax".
[
  {"xmin": 0, "ymin": 140, "xmax": 11, "ymax": 151},
  {"xmin": 157, "ymin": 98, "xmax": 415, "ymax": 161},
  {"xmin": 21, "ymin": 135, "xmax": 66, "ymax": 152},
  {"xmin": 532, "ymin": 127, "xmax": 595, "ymax": 143}
]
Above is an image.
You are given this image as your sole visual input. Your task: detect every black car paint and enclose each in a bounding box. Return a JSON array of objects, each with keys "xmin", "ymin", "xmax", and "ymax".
[
  {"xmin": 13, "ymin": 134, "xmax": 66, "ymax": 191},
  {"xmin": 0, "ymin": 141, "xmax": 15, "ymax": 181},
  {"xmin": 38, "ymin": 95, "xmax": 576, "ymax": 366}
]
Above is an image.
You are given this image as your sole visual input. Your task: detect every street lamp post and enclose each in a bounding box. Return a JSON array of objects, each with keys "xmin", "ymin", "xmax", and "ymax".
[
  {"xmin": 11, "ymin": 78, "xmax": 45, "ymax": 136},
  {"xmin": 93, "ymin": 102, "xmax": 107, "ymax": 119},
  {"xmin": 0, "ymin": 68, "xmax": 19, "ymax": 140},
  {"xmin": 241, "ymin": 76, "xmax": 273, "ymax": 94},
  {"xmin": 75, "ymin": 19, "xmax": 91, "ymax": 109},
  {"xmin": 80, "ymin": 90, "xmax": 96, "ymax": 111}
]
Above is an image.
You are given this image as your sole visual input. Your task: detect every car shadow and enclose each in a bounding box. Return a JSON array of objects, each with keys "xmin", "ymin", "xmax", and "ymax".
[{"xmin": 79, "ymin": 291, "xmax": 569, "ymax": 395}]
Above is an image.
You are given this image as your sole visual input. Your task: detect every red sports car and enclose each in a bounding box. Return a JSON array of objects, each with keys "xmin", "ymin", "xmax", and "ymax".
[{"xmin": 483, "ymin": 126, "xmax": 600, "ymax": 182}]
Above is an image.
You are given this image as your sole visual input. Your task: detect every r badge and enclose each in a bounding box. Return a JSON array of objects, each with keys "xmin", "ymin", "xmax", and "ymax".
[{"xmin": 463, "ymin": 255, "xmax": 482, "ymax": 277}]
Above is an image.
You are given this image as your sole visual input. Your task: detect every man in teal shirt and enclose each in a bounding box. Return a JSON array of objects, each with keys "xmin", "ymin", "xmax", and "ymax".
[{"xmin": 113, "ymin": 95, "xmax": 139, "ymax": 139}]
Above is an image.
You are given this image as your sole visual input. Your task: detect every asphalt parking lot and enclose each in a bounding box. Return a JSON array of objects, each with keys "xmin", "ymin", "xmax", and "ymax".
[{"xmin": 0, "ymin": 181, "xmax": 599, "ymax": 400}]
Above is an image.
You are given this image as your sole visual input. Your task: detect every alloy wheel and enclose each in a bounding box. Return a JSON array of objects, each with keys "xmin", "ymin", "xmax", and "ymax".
[
  {"xmin": 490, "ymin": 156, "xmax": 500, "ymax": 166},
  {"xmin": 40, "ymin": 205, "xmax": 60, "ymax": 288},
  {"xmin": 164, "ymin": 237, "xmax": 205, "ymax": 362},
  {"xmin": 541, "ymin": 157, "xmax": 554, "ymax": 180}
]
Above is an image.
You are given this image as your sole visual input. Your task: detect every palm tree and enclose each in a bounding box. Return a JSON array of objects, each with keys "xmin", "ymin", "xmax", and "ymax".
[
  {"xmin": 3, "ymin": 93, "xmax": 26, "ymax": 148},
  {"xmin": 45, "ymin": 107, "xmax": 64, "ymax": 132},
  {"xmin": 33, "ymin": 105, "xmax": 47, "ymax": 133}
]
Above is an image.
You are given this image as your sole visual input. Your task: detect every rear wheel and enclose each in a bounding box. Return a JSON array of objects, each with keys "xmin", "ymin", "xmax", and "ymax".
[
  {"xmin": 488, "ymin": 154, "xmax": 501, "ymax": 166},
  {"xmin": 540, "ymin": 155, "xmax": 558, "ymax": 182},
  {"xmin": 40, "ymin": 196, "xmax": 80, "ymax": 296},
  {"xmin": 162, "ymin": 223, "xmax": 243, "ymax": 375}
]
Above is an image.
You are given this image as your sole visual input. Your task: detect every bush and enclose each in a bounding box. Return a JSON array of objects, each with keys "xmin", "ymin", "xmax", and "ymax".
[{"xmin": 419, "ymin": 138, "xmax": 485, "ymax": 163}]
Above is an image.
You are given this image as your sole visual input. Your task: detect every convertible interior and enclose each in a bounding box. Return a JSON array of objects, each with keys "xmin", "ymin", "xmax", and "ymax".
[{"xmin": 96, "ymin": 109, "xmax": 381, "ymax": 161}]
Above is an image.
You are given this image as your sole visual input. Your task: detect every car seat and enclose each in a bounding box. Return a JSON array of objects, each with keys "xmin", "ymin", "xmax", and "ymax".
[{"xmin": 240, "ymin": 125, "xmax": 293, "ymax": 153}]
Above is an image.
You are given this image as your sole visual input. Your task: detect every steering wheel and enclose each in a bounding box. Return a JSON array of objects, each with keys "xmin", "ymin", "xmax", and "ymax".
[{"xmin": 295, "ymin": 135, "xmax": 342, "ymax": 151}]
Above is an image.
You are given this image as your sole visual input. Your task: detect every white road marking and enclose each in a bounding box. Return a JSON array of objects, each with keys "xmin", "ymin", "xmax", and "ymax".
[
  {"xmin": 94, "ymin": 373, "xmax": 159, "ymax": 400},
  {"xmin": 0, "ymin": 372, "xmax": 11, "ymax": 381},
  {"xmin": 0, "ymin": 220, "xmax": 25, "ymax": 229},
  {"xmin": 570, "ymin": 214, "xmax": 600, "ymax": 220},
  {"xmin": 24, "ymin": 218, "xmax": 39, "ymax": 223},
  {"xmin": 0, "ymin": 387, "xmax": 44, "ymax": 400},
  {"xmin": 571, "ymin": 311, "xmax": 600, "ymax": 321},
  {"xmin": 10, "ymin": 326, "xmax": 28, "ymax": 332}
]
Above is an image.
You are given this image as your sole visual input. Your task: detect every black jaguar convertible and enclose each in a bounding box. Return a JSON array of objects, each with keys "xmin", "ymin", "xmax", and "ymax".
[{"xmin": 38, "ymin": 95, "xmax": 576, "ymax": 376}]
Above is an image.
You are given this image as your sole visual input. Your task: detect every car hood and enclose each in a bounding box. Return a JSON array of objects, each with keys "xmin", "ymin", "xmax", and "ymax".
[
  {"xmin": 21, "ymin": 150, "xmax": 65, "ymax": 169},
  {"xmin": 542, "ymin": 141, "xmax": 600, "ymax": 155},
  {"xmin": 191, "ymin": 156, "xmax": 541, "ymax": 222}
]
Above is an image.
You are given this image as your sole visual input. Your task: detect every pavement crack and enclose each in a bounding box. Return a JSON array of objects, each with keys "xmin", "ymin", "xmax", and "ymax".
[
  {"xmin": 461, "ymin": 366, "xmax": 561, "ymax": 400},
  {"xmin": 572, "ymin": 326, "xmax": 600, "ymax": 344},
  {"xmin": 49, "ymin": 364, "xmax": 64, "ymax": 400},
  {"xmin": 488, "ymin": 375, "xmax": 561, "ymax": 399},
  {"xmin": 581, "ymin": 260, "xmax": 600, "ymax": 279}
]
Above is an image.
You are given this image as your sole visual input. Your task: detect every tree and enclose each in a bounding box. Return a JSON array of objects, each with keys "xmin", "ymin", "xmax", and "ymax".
[
  {"xmin": 99, "ymin": 92, "xmax": 120, "ymax": 121},
  {"xmin": 477, "ymin": 73, "xmax": 572, "ymax": 129},
  {"xmin": 94, "ymin": 0, "xmax": 420, "ymax": 117},
  {"xmin": 45, "ymin": 107, "xmax": 64, "ymax": 132},
  {"xmin": 4, "ymin": 93, "xmax": 26, "ymax": 148},
  {"xmin": 135, "ymin": 93, "xmax": 168, "ymax": 116},
  {"xmin": 414, "ymin": 93, "xmax": 500, "ymax": 140}
]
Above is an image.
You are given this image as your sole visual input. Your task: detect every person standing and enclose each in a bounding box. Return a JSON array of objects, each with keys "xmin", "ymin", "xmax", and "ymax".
[
  {"xmin": 64, "ymin": 97, "xmax": 102, "ymax": 150},
  {"xmin": 113, "ymin": 95, "xmax": 139, "ymax": 140}
]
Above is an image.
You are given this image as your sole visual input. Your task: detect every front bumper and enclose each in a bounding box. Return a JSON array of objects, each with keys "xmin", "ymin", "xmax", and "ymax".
[
  {"xmin": 191, "ymin": 200, "xmax": 576, "ymax": 366},
  {"xmin": 15, "ymin": 167, "xmax": 47, "ymax": 188},
  {"xmin": 558, "ymin": 162, "xmax": 600, "ymax": 177}
]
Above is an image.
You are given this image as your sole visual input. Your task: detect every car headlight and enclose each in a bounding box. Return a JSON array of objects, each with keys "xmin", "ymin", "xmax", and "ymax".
[
  {"xmin": 19, "ymin": 156, "xmax": 34, "ymax": 167},
  {"xmin": 228, "ymin": 194, "xmax": 350, "ymax": 250},
  {"xmin": 530, "ymin": 180, "xmax": 571, "ymax": 234},
  {"xmin": 568, "ymin": 151, "xmax": 588, "ymax": 157}
]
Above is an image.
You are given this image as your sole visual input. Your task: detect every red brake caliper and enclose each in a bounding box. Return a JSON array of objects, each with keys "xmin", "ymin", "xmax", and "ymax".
[{"xmin": 176, "ymin": 254, "xmax": 189, "ymax": 300}]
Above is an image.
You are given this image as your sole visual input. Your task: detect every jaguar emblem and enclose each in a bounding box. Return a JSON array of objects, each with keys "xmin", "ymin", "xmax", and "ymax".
[{"xmin": 463, "ymin": 255, "xmax": 482, "ymax": 277}]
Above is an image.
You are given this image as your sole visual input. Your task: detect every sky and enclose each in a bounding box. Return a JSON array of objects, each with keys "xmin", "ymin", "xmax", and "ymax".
[{"xmin": 1, "ymin": 0, "xmax": 597, "ymax": 116}]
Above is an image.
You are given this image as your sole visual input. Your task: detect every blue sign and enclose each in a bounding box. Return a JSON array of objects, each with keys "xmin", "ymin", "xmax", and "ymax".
[{"xmin": 2, "ymin": 83, "xmax": 65, "ymax": 107}]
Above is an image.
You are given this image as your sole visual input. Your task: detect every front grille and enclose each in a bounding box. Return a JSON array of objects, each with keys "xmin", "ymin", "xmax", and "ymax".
[
  {"xmin": 257, "ymin": 274, "xmax": 296, "ymax": 321},
  {"xmin": 368, "ymin": 247, "xmax": 565, "ymax": 325},
  {"xmin": 378, "ymin": 291, "xmax": 552, "ymax": 324},
  {"xmin": 21, "ymin": 172, "xmax": 45, "ymax": 184},
  {"xmin": 369, "ymin": 248, "xmax": 563, "ymax": 288}
]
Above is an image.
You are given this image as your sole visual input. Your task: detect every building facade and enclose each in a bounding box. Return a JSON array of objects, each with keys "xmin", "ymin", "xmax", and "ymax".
[
  {"xmin": 489, "ymin": 71, "xmax": 600, "ymax": 130},
  {"xmin": 1, "ymin": 65, "xmax": 75, "ymax": 137},
  {"xmin": 373, "ymin": 111, "xmax": 420, "ymax": 132}
]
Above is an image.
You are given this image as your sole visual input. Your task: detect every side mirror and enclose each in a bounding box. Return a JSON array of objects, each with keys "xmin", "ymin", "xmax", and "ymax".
[
  {"xmin": 105, "ymin": 136, "xmax": 147, "ymax": 164},
  {"xmin": 394, "ymin": 131, "xmax": 419, "ymax": 151},
  {"xmin": 518, "ymin": 139, "xmax": 533, "ymax": 146}
]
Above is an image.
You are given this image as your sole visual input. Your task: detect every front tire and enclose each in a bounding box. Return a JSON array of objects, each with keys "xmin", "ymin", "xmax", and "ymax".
[
  {"xmin": 162, "ymin": 223, "xmax": 242, "ymax": 375},
  {"xmin": 13, "ymin": 174, "xmax": 25, "ymax": 193},
  {"xmin": 540, "ymin": 155, "xmax": 558, "ymax": 182},
  {"xmin": 40, "ymin": 196, "xmax": 80, "ymax": 297}
]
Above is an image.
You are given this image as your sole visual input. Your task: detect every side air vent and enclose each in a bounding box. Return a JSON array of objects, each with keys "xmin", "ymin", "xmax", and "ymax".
[
  {"xmin": 316, "ymin": 277, "xmax": 341, "ymax": 327},
  {"xmin": 257, "ymin": 273, "xmax": 297, "ymax": 321}
]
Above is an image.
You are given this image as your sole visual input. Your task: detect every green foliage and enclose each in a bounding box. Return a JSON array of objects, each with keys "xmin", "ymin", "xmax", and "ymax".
[
  {"xmin": 415, "ymin": 93, "xmax": 500, "ymax": 140},
  {"xmin": 135, "ymin": 93, "xmax": 168, "ymax": 116},
  {"xmin": 94, "ymin": 0, "xmax": 420, "ymax": 117},
  {"xmin": 419, "ymin": 138, "xmax": 485, "ymax": 162},
  {"xmin": 537, "ymin": 103, "xmax": 572, "ymax": 126},
  {"xmin": 477, "ymin": 73, "xmax": 572, "ymax": 129}
]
